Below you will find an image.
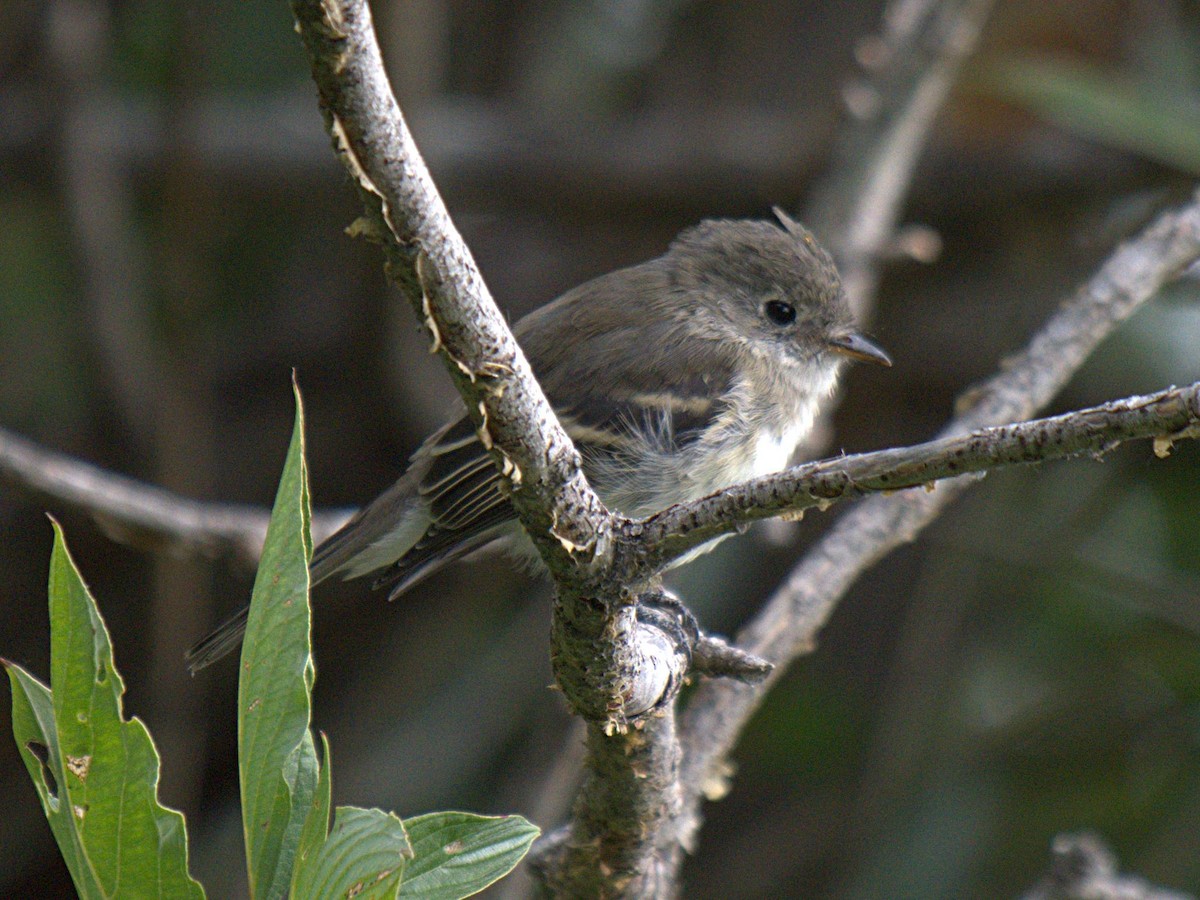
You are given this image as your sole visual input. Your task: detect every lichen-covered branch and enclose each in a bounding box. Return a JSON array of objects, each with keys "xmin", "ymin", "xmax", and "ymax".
[
  {"xmin": 289, "ymin": 0, "xmax": 608, "ymax": 584},
  {"xmin": 531, "ymin": 713, "xmax": 683, "ymax": 898}
]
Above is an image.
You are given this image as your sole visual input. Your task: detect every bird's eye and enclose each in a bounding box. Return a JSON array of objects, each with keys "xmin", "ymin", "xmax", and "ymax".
[{"xmin": 764, "ymin": 299, "xmax": 796, "ymax": 326}]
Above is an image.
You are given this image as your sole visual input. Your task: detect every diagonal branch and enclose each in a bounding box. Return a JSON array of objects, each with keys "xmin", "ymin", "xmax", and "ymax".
[
  {"xmin": 794, "ymin": 0, "xmax": 994, "ymax": 462},
  {"xmin": 289, "ymin": 0, "xmax": 609, "ymax": 583},
  {"xmin": 808, "ymin": 0, "xmax": 997, "ymax": 315},
  {"xmin": 287, "ymin": 3, "xmax": 673, "ymax": 894}
]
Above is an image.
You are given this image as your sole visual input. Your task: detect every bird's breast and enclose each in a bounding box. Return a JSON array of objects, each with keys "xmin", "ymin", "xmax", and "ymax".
[{"xmin": 749, "ymin": 417, "xmax": 812, "ymax": 478}]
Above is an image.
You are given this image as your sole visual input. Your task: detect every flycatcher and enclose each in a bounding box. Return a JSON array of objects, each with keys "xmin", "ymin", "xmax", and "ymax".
[{"xmin": 187, "ymin": 210, "xmax": 890, "ymax": 672}]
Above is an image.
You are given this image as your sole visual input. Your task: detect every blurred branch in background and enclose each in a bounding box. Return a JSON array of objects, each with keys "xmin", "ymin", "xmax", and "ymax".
[
  {"xmin": 795, "ymin": 0, "xmax": 993, "ymax": 462},
  {"xmin": 48, "ymin": 0, "xmax": 220, "ymax": 815},
  {"xmin": 0, "ymin": 85, "xmax": 828, "ymax": 216},
  {"xmin": 807, "ymin": 0, "xmax": 996, "ymax": 315},
  {"xmin": 5, "ymin": 0, "xmax": 1200, "ymax": 896},
  {"xmin": 1021, "ymin": 832, "xmax": 1195, "ymax": 900},
  {"xmin": 0, "ymin": 425, "xmax": 350, "ymax": 562}
]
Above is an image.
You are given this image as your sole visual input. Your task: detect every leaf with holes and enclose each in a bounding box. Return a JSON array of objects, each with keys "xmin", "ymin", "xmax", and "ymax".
[
  {"xmin": 291, "ymin": 736, "xmax": 412, "ymax": 900},
  {"xmin": 5, "ymin": 522, "xmax": 203, "ymax": 899},
  {"xmin": 293, "ymin": 804, "xmax": 411, "ymax": 900}
]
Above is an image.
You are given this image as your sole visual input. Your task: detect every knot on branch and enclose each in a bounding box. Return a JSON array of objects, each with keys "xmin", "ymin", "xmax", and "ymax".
[
  {"xmin": 550, "ymin": 593, "xmax": 687, "ymax": 732},
  {"xmin": 551, "ymin": 588, "xmax": 772, "ymax": 731}
]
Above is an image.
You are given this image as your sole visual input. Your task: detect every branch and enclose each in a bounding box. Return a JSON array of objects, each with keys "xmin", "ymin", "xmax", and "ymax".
[
  {"xmin": 631, "ymin": 382, "xmax": 1200, "ymax": 571},
  {"xmin": 289, "ymin": 0, "xmax": 606, "ymax": 584},
  {"xmin": 23, "ymin": 2, "xmax": 1193, "ymax": 895},
  {"xmin": 675, "ymin": 188, "xmax": 1200, "ymax": 855},
  {"xmin": 0, "ymin": 86, "xmax": 828, "ymax": 209},
  {"xmin": 0, "ymin": 85, "xmax": 1137, "ymax": 219},
  {"xmin": 1020, "ymin": 832, "xmax": 1195, "ymax": 900},
  {"xmin": 288, "ymin": 3, "xmax": 681, "ymax": 894},
  {"xmin": 22, "ymin": 339, "xmax": 1195, "ymax": 687},
  {"xmin": 808, "ymin": 0, "xmax": 997, "ymax": 315},
  {"xmin": 0, "ymin": 425, "xmax": 347, "ymax": 561},
  {"xmin": 16, "ymin": 1, "xmax": 1007, "ymax": 893}
]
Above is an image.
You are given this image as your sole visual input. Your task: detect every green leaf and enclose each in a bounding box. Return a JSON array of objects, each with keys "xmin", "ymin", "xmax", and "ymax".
[
  {"xmin": 293, "ymin": 806, "xmax": 411, "ymax": 900},
  {"xmin": 291, "ymin": 736, "xmax": 413, "ymax": 899},
  {"xmin": 399, "ymin": 812, "xmax": 539, "ymax": 899},
  {"xmin": 291, "ymin": 733, "xmax": 334, "ymax": 892},
  {"xmin": 239, "ymin": 382, "xmax": 318, "ymax": 899},
  {"xmin": 5, "ymin": 522, "xmax": 204, "ymax": 899},
  {"xmin": 985, "ymin": 57, "xmax": 1200, "ymax": 174}
]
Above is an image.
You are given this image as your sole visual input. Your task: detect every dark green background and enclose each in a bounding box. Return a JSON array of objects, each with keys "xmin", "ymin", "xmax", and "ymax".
[{"xmin": 2, "ymin": 1, "xmax": 1199, "ymax": 897}]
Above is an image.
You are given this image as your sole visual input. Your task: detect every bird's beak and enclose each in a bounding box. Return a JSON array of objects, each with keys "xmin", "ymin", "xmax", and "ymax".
[{"xmin": 827, "ymin": 332, "xmax": 892, "ymax": 367}]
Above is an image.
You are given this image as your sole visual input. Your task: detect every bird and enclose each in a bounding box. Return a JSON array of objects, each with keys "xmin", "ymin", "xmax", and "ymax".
[{"xmin": 186, "ymin": 210, "xmax": 890, "ymax": 672}]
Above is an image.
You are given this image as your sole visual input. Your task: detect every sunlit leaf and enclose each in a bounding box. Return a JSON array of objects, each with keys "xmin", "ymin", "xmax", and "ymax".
[
  {"xmin": 6, "ymin": 523, "xmax": 204, "ymax": 899},
  {"xmin": 399, "ymin": 812, "xmax": 539, "ymax": 899},
  {"xmin": 239, "ymin": 381, "xmax": 318, "ymax": 899}
]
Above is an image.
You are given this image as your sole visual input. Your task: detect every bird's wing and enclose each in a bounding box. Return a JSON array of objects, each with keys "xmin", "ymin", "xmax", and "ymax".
[
  {"xmin": 187, "ymin": 262, "xmax": 744, "ymax": 671},
  {"xmin": 518, "ymin": 263, "xmax": 739, "ymax": 456},
  {"xmin": 368, "ymin": 414, "xmax": 516, "ymax": 599},
  {"xmin": 186, "ymin": 415, "xmax": 506, "ymax": 672},
  {"xmin": 387, "ymin": 261, "xmax": 741, "ymax": 581}
]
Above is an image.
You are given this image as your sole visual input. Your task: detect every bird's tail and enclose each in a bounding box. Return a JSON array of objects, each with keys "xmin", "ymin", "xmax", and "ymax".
[
  {"xmin": 183, "ymin": 544, "xmax": 347, "ymax": 674},
  {"xmin": 184, "ymin": 607, "xmax": 251, "ymax": 674},
  {"xmin": 185, "ymin": 465, "xmax": 435, "ymax": 673}
]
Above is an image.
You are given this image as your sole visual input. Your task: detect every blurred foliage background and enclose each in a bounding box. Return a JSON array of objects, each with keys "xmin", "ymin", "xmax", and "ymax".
[{"xmin": 2, "ymin": 1, "xmax": 1200, "ymax": 897}]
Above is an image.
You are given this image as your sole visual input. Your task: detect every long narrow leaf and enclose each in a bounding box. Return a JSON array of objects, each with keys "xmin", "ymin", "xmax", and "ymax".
[
  {"xmin": 987, "ymin": 58, "xmax": 1200, "ymax": 174},
  {"xmin": 239, "ymin": 382, "xmax": 318, "ymax": 899}
]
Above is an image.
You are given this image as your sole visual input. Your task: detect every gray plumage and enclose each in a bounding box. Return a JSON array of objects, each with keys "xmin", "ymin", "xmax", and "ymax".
[{"xmin": 185, "ymin": 213, "xmax": 889, "ymax": 672}]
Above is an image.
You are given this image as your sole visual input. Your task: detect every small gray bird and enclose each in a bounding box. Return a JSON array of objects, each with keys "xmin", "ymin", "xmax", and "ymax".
[{"xmin": 186, "ymin": 211, "xmax": 890, "ymax": 672}]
